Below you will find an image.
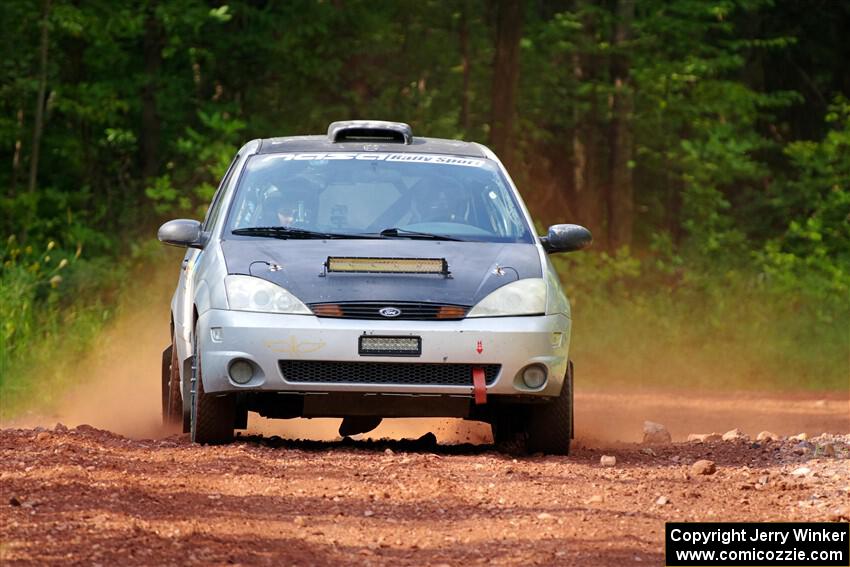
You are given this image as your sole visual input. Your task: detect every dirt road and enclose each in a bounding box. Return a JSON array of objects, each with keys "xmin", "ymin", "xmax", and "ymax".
[{"xmin": 1, "ymin": 422, "xmax": 848, "ymax": 566}]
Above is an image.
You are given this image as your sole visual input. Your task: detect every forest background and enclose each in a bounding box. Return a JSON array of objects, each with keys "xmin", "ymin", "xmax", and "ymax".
[{"xmin": 1, "ymin": 0, "xmax": 848, "ymax": 413}]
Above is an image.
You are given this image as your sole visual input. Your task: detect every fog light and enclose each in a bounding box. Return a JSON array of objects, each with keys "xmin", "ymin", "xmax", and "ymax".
[
  {"xmin": 229, "ymin": 359, "xmax": 254, "ymax": 384},
  {"xmin": 521, "ymin": 365, "xmax": 547, "ymax": 389}
]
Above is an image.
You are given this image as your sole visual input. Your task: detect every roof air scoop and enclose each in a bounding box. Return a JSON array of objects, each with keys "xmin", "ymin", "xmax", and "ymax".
[{"xmin": 327, "ymin": 120, "xmax": 413, "ymax": 144}]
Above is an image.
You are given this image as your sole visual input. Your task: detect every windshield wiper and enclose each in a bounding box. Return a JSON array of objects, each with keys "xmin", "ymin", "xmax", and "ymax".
[
  {"xmin": 232, "ymin": 226, "xmax": 375, "ymax": 240},
  {"xmin": 377, "ymin": 227, "xmax": 465, "ymax": 241},
  {"xmin": 232, "ymin": 226, "xmax": 465, "ymax": 242}
]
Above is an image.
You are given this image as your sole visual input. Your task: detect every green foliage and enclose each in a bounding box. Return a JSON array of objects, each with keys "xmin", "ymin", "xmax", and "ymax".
[
  {"xmin": 146, "ymin": 109, "xmax": 245, "ymax": 217},
  {"xmin": 772, "ymin": 98, "xmax": 850, "ymax": 264},
  {"xmin": 1, "ymin": 0, "xmax": 848, "ymax": 408},
  {"xmin": 756, "ymin": 96, "xmax": 850, "ymax": 314},
  {"xmin": 0, "ymin": 236, "xmax": 122, "ymax": 414},
  {"xmin": 0, "ymin": 235, "xmax": 169, "ymax": 417},
  {"xmin": 554, "ymin": 245, "xmax": 849, "ymax": 392},
  {"xmin": 1, "ymin": 238, "xmax": 66, "ymax": 366}
]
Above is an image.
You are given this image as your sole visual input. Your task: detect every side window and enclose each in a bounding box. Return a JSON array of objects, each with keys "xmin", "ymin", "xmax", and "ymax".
[{"xmin": 203, "ymin": 154, "xmax": 240, "ymax": 231}]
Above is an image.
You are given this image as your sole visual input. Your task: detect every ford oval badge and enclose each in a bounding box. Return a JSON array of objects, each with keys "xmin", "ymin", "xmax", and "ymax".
[{"xmin": 379, "ymin": 307, "xmax": 402, "ymax": 318}]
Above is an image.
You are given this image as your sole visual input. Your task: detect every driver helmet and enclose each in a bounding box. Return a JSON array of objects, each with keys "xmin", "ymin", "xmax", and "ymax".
[
  {"xmin": 260, "ymin": 177, "xmax": 318, "ymax": 226},
  {"xmin": 409, "ymin": 176, "xmax": 469, "ymax": 223}
]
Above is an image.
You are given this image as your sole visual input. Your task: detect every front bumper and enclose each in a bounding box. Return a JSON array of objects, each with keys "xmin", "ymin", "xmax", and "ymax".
[{"xmin": 197, "ymin": 309, "xmax": 571, "ymax": 398}]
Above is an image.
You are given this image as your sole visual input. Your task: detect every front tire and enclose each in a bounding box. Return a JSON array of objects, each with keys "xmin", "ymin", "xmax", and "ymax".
[
  {"xmin": 525, "ymin": 361, "xmax": 574, "ymax": 455},
  {"xmin": 490, "ymin": 406, "xmax": 529, "ymax": 453},
  {"xmin": 190, "ymin": 323, "xmax": 235, "ymax": 444}
]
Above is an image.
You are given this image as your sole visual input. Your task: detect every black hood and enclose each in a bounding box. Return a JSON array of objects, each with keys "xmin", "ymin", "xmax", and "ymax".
[{"xmin": 220, "ymin": 238, "xmax": 542, "ymax": 306}]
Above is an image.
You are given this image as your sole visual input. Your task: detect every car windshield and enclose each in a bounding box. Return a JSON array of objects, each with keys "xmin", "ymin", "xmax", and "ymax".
[{"xmin": 225, "ymin": 152, "xmax": 533, "ymax": 243}]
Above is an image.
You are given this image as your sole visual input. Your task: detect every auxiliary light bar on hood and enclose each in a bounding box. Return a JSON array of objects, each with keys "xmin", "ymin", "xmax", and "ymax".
[{"xmin": 324, "ymin": 256, "xmax": 450, "ymax": 277}]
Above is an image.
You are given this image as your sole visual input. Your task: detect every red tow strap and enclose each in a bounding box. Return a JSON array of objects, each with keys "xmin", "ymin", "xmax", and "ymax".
[{"xmin": 472, "ymin": 367, "xmax": 487, "ymax": 405}]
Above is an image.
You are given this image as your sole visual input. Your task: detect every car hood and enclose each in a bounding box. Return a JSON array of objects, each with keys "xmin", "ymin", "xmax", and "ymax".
[{"xmin": 220, "ymin": 238, "xmax": 542, "ymax": 306}]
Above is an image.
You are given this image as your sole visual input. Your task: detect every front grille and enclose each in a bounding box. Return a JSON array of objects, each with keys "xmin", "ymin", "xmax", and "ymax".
[
  {"xmin": 279, "ymin": 361, "xmax": 500, "ymax": 386},
  {"xmin": 309, "ymin": 301, "xmax": 469, "ymax": 320}
]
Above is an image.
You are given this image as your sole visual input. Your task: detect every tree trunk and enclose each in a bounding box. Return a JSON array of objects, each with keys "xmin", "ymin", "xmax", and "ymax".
[
  {"xmin": 607, "ymin": 0, "xmax": 635, "ymax": 251},
  {"xmin": 141, "ymin": 8, "xmax": 163, "ymax": 181},
  {"xmin": 10, "ymin": 109, "xmax": 24, "ymax": 198},
  {"xmin": 459, "ymin": 0, "xmax": 472, "ymax": 134},
  {"xmin": 27, "ymin": 0, "xmax": 51, "ymax": 195},
  {"xmin": 666, "ymin": 143, "xmax": 683, "ymax": 245},
  {"xmin": 490, "ymin": 0, "xmax": 523, "ymax": 169},
  {"xmin": 571, "ymin": 50, "xmax": 604, "ymax": 241},
  {"xmin": 528, "ymin": 138, "xmax": 575, "ymax": 227}
]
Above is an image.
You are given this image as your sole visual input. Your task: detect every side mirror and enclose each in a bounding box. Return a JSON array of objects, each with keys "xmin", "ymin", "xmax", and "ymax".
[
  {"xmin": 158, "ymin": 219, "xmax": 205, "ymax": 249},
  {"xmin": 540, "ymin": 224, "xmax": 592, "ymax": 254}
]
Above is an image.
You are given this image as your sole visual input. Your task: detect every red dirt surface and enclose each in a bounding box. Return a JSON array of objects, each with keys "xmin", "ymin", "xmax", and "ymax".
[{"xmin": 1, "ymin": 423, "xmax": 848, "ymax": 566}]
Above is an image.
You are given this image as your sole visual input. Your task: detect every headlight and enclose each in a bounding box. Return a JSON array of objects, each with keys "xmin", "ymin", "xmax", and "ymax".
[
  {"xmin": 545, "ymin": 266, "xmax": 570, "ymax": 316},
  {"xmin": 224, "ymin": 275, "xmax": 311, "ymax": 314},
  {"xmin": 467, "ymin": 278, "xmax": 546, "ymax": 318}
]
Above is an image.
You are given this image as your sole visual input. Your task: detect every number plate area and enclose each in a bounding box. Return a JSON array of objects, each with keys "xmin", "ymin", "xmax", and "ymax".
[{"xmin": 358, "ymin": 335, "xmax": 422, "ymax": 357}]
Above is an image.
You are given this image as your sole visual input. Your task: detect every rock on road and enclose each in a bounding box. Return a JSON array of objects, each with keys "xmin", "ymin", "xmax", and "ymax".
[{"xmin": 1, "ymin": 426, "xmax": 848, "ymax": 566}]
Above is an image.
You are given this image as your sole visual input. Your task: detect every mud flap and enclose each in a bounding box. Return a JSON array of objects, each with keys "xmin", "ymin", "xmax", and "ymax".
[
  {"xmin": 181, "ymin": 355, "xmax": 193, "ymax": 433},
  {"xmin": 339, "ymin": 416, "xmax": 383, "ymax": 437},
  {"xmin": 161, "ymin": 345, "xmax": 173, "ymax": 419},
  {"xmin": 569, "ymin": 360, "xmax": 575, "ymax": 439}
]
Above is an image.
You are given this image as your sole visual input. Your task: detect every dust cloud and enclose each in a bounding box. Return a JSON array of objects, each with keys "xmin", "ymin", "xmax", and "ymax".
[
  {"xmin": 3, "ymin": 264, "xmax": 174, "ymax": 438},
  {"xmin": 3, "ymin": 263, "xmax": 847, "ymax": 444}
]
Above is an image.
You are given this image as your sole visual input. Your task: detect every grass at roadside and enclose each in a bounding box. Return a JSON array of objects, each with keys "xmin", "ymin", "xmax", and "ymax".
[
  {"xmin": 557, "ymin": 253, "xmax": 850, "ymax": 392},
  {"xmin": 0, "ymin": 240, "xmax": 179, "ymax": 420}
]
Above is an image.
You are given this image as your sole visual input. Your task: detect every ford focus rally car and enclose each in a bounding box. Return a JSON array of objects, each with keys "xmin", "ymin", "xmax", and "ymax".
[{"xmin": 158, "ymin": 120, "xmax": 591, "ymax": 454}]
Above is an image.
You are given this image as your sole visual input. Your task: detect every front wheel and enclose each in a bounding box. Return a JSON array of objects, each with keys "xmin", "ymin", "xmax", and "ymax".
[
  {"xmin": 525, "ymin": 361, "xmax": 574, "ymax": 455},
  {"xmin": 190, "ymin": 323, "xmax": 235, "ymax": 444},
  {"xmin": 490, "ymin": 361, "xmax": 574, "ymax": 455}
]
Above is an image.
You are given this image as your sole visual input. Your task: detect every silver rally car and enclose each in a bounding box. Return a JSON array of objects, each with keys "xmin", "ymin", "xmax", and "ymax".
[{"xmin": 158, "ymin": 120, "xmax": 591, "ymax": 454}]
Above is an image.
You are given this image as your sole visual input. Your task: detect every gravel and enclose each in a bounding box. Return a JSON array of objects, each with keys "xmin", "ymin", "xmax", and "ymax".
[
  {"xmin": 642, "ymin": 421, "xmax": 672, "ymax": 445},
  {"xmin": 690, "ymin": 459, "xmax": 717, "ymax": 476},
  {"xmin": 1, "ymin": 425, "xmax": 847, "ymax": 566}
]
